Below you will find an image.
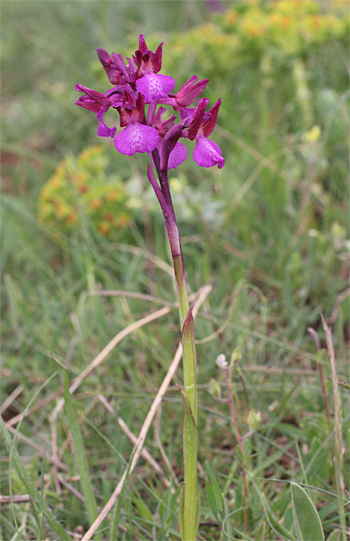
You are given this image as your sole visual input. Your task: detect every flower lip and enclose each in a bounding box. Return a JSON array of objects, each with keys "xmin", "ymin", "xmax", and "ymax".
[
  {"xmin": 114, "ymin": 122, "xmax": 159, "ymax": 156},
  {"xmin": 193, "ymin": 135, "xmax": 225, "ymax": 169}
]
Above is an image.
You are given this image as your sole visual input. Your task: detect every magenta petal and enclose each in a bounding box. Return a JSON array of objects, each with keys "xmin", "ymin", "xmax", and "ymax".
[
  {"xmin": 75, "ymin": 84, "xmax": 110, "ymax": 106},
  {"xmin": 96, "ymin": 110, "xmax": 116, "ymax": 138},
  {"xmin": 168, "ymin": 142, "xmax": 187, "ymax": 170},
  {"xmin": 114, "ymin": 122, "xmax": 159, "ymax": 156},
  {"xmin": 136, "ymin": 73, "xmax": 175, "ymax": 103},
  {"xmin": 193, "ymin": 135, "xmax": 225, "ymax": 169},
  {"xmin": 96, "ymin": 48, "xmax": 112, "ymax": 67},
  {"xmin": 75, "ymin": 97, "xmax": 101, "ymax": 113},
  {"xmin": 97, "ymin": 121, "xmax": 116, "ymax": 138},
  {"xmin": 180, "ymin": 107, "xmax": 195, "ymax": 121}
]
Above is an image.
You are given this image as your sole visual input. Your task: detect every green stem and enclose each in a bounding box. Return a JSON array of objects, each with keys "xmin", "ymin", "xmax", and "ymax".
[
  {"xmin": 173, "ymin": 254, "xmax": 189, "ymax": 326},
  {"xmin": 173, "ymin": 243, "xmax": 198, "ymax": 541},
  {"xmin": 173, "ymin": 253, "xmax": 197, "ymax": 418},
  {"xmin": 153, "ymin": 164, "xmax": 198, "ymax": 539}
]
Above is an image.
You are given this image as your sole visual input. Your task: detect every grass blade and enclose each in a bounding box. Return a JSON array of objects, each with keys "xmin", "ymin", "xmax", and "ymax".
[
  {"xmin": 0, "ymin": 414, "xmax": 72, "ymax": 540},
  {"xmin": 63, "ymin": 372, "xmax": 102, "ymax": 540},
  {"xmin": 322, "ymin": 316, "xmax": 347, "ymax": 541},
  {"xmin": 205, "ymin": 460, "xmax": 223, "ymax": 513},
  {"xmin": 251, "ymin": 477, "xmax": 295, "ymax": 541},
  {"xmin": 222, "ymin": 497, "xmax": 234, "ymax": 540}
]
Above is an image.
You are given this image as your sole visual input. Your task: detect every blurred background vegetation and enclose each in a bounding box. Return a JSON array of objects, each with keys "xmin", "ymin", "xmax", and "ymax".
[{"xmin": 1, "ymin": 1, "xmax": 349, "ymax": 539}]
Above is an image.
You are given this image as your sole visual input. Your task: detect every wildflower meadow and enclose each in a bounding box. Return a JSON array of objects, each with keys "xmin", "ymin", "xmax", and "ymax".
[{"xmin": 1, "ymin": 1, "xmax": 349, "ymax": 540}]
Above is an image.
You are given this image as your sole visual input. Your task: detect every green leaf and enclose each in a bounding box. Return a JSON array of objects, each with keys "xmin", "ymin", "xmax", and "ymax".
[
  {"xmin": 178, "ymin": 385, "xmax": 199, "ymax": 541},
  {"xmin": 222, "ymin": 497, "xmax": 234, "ymax": 540},
  {"xmin": 179, "ymin": 484, "xmax": 184, "ymax": 537},
  {"xmin": 179, "ymin": 487, "xmax": 200, "ymax": 541},
  {"xmin": 251, "ymin": 478, "xmax": 295, "ymax": 541},
  {"xmin": 205, "ymin": 460, "xmax": 223, "ymax": 513},
  {"xmin": 109, "ymin": 446, "xmax": 139, "ymax": 541},
  {"xmin": 0, "ymin": 414, "xmax": 72, "ymax": 541},
  {"xmin": 37, "ymin": 460, "xmax": 45, "ymax": 541},
  {"xmin": 326, "ymin": 530, "xmax": 341, "ymax": 541},
  {"xmin": 159, "ymin": 486, "xmax": 172, "ymax": 531},
  {"xmin": 195, "ymin": 489, "xmax": 200, "ymax": 538},
  {"xmin": 181, "ymin": 305, "xmax": 197, "ymax": 422},
  {"xmin": 206, "ymin": 479, "xmax": 219, "ymax": 519},
  {"xmin": 291, "ymin": 483, "xmax": 324, "ymax": 541},
  {"xmin": 130, "ymin": 492, "xmax": 153, "ymax": 521},
  {"xmin": 275, "ymin": 422, "xmax": 304, "ymax": 440},
  {"xmin": 318, "ymin": 499, "xmax": 339, "ymax": 521},
  {"xmin": 64, "ymin": 372, "xmax": 102, "ymax": 540}
]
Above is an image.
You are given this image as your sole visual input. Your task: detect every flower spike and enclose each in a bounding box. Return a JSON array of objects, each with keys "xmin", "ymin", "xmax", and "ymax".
[{"xmin": 75, "ymin": 34, "xmax": 224, "ymax": 166}]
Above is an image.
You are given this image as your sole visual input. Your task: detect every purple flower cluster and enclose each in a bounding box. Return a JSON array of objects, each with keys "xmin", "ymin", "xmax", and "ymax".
[{"xmin": 75, "ymin": 35, "xmax": 224, "ymax": 170}]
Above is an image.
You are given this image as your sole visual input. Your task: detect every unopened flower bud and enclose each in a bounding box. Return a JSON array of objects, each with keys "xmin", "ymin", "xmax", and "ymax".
[
  {"xmin": 216, "ymin": 353, "xmax": 228, "ymax": 369},
  {"xmin": 247, "ymin": 409, "xmax": 261, "ymax": 431},
  {"xmin": 96, "ymin": 48, "xmax": 112, "ymax": 67},
  {"xmin": 209, "ymin": 378, "xmax": 221, "ymax": 399},
  {"xmin": 231, "ymin": 346, "xmax": 241, "ymax": 365}
]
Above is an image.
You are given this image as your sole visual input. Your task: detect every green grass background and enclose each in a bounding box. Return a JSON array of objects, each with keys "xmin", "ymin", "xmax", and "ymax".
[{"xmin": 1, "ymin": 1, "xmax": 349, "ymax": 539}]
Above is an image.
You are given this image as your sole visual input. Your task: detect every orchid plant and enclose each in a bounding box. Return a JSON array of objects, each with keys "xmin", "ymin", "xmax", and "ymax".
[{"xmin": 75, "ymin": 34, "xmax": 224, "ymax": 540}]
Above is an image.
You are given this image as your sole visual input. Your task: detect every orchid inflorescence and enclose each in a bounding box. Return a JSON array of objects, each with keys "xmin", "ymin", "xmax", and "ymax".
[
  {"xmin": 75, "ymin": 34, "xmax": 225, "ymax": 171},
  {"xmin": 75, "ymin": 35, "xmax": 224, "ymax": 540}
]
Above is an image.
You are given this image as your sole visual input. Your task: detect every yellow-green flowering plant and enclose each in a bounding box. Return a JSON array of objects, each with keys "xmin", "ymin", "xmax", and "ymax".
[
  {"xmin": 38, "ymin": 145, "xmax": 131, "ymax": 236},
  {"xmin": 163, "ymin": 0, "xmax": 349, "ymax": 78}
]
